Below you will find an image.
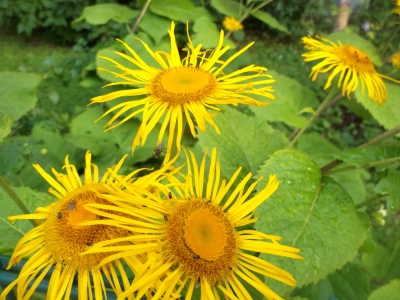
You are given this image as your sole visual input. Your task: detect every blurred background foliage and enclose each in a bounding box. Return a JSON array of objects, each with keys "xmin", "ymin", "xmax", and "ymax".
[{"xmin": 1, "ymin": 0, "xmax": 400, "ymax": 299}]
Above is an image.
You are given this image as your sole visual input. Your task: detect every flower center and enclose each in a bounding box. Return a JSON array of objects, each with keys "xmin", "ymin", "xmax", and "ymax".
[
  {"xmin": 184, "ymin": 209, "xmax": 227, "ymax": 261},
  {"xmin": 150, "ymin": 67, "xmax": 217, "ymax": 105},
  {"xmin": 43, "ymin": 183, "xmax": 129, "ymax": 269},
  {"xmin": 165, "ymin": 199, "xmax": 238, "ymax": 284},
  {"xmin": 335, "ymin": 45, "xmax": 375, "ymax": 73}
]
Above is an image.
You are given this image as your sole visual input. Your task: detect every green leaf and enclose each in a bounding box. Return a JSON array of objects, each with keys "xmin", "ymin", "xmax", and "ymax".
[
  {"xmin": 249, "ymin": 71, "xmax": 319, "ymax": 128},
  {"xmin": 362, "ymin": 241, "xmax": 400, "ymax": 284},
  {"xmin": 0, "ymin": 111, "xmax": 11, "ymax": 142},
  {"xmin": 150, "ymin": 0, "xmax": 211, "ymax": 22},
  {"xmin": 0, "ymin": 139, "xmax": 27, "ymax": 176},
  {"xmin": 297, "ymin": 133, "xmax": 368, "ymax": 206},
  {"xmin": 72, "ymin": 4, "xmax": 139, "ymax": 25},
  {"xmin": 31, "ymin": 125, "xmax": 69, "ymax": 161},
  {"xmin": 256, "ymin": 149, "xmax": 367, "ymax": 295},
  {"xmin": 251, "ymin": 10, "xmax": 290, "ymax": 34},
  {"xmin": 327, "ymin": 32, "xmax": 381, "ymax": 67},
  {"xmin": 211, "ymin": 0, "xmax": 243, "ymax": 19},
  {"xmin": 0, "ymin": 72, "xmax": 41, "ymax": 122},
  {"xmin": 375, "ymin": 169, "xmax": 400, "ymax": 212},
  {"xmin": 368, "ymin": 279, "xmax": 400, "ymax": 300},
  {"xmin": 295, "ymin": 259, "xmax": 370, "ymax": 300},
  {"xmin": 192, "ymin": 17, "xmax": 236, "ymax": 49},
  {"xmin": 333, "ymin": 143, "xmax": 400, "ymax": 168},
  {"xmin": 69, "ymin": 106, "xmax": 160, "ymax": 168},
  {"xmin": 299, "ymin": 107, "xmax": 317, "ymax": 116},
  {"xmin": 355, "ymin": 82, "xmax": 400, "ymax": 131},
  {"xmin": 197, "ymin": 106, "xmax": 289, "ymax": 184},
  {"xmin": 0, "ymin": 186, "xmax": 54, "ymax": 253},
  {"xmin": 138, "ymin": 11, "xmax": 170, "ymax": 44}
]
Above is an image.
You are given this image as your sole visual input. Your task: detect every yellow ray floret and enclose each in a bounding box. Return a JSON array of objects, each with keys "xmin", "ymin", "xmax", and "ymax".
[
  {"xmin": 91, "ymin": 21, "xmax": 275, "ymax": 162},
  {"xmin": 302, "ymin": 35, "xmax": 400, "ymax": 105},
  {"xmin": 80, "ymin": 148, "xmax": 303, "ymax": 300}
]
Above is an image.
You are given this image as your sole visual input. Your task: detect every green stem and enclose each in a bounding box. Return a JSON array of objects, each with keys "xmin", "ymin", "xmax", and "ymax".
[
  {"xmin": 324, "ymin": 156, "xmax": 400, "ymax": 176},
  {"xmin": 355, "ymin": 194, "xmax": 388, "ymax": 209},
  {"xmin": 288, "ymin": 87, "xmax": 339, "ymax": 148},
  {"xmin": 321, "ymin": 124, "xmax": 400, "ymax": 174},
  {"xmin": 0, "ymin": 177, "xmax": 36, "ymax": 228},
  {"xmin": 381, "ymin": 24, "xmax": 400, "ymax": 58},
  {"xmin": 225, "ymin": 0, "xmax": 272, "ymax": 39},
  {"xmin": 131, "ymin": 0, "xmax": 151, "ymax": 34}
]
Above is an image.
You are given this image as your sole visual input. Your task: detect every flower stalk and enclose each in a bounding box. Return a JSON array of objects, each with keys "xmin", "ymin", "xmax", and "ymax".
[
  {"xmin": 0, "ymin": 176, "xmax": 36, "ymax": 228},
  {"xmin": 289, "ymin": 86, "xmax": 339, "ymax": 148}
]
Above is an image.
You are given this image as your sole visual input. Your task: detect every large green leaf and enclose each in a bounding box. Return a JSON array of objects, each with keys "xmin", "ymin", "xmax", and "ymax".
[
  {"xmin": 251, "ymin": 10, "xmax": 290, "ymax": 34},
  {"xmin": 197, "ymin": 106, "xmax": 288, "ymax": 183},
  {"xmin": 210, "ymin": 0, "xmax": 243, "ymax": 19},
  {"xmin": 192, "ymin": 17, "xmax": 236, "ymax": 49},
  {"xmin": 333, "ymin": 142, "xmax": 400, "ymax": 168},
  {"xmin": 249, "ymin": 71, "xmax": 319, "ymax": 128},
  {"xmin": 297, "ymin": 133, "xmax": 367, "ymax": 206},
  {"xmin": 327, "ymin": 32, "xmax": 382, "ymax": 67},
  {"xmin": 0, "ymin": 72, "xmax": 41, "ymax": 122},
  {"xmin": 69, "ymin": 106, "xmax": 161, "ymax": 170},
  {"xmin": 355, "ymin": 82, "xmax": 400, "ymax": 130},
  {"xmin": 375, "ymin": 170, "xmax": 400, "ymax": 212},
  {"xmin": 256, "ymin": 149, "xmax": 367, "ymax": 295},
  {"xmin": 295, "ymin": 259, "xmax": 370, "ymax": 300},
  {"xmin": 73, "ymin": 4, "xmax": 139, "ymax": 25},
  {"xmin": 31, "ymin": 125, "xmax": 69, "ymax": 161},
  {"xmin": 362, "ymin": 241, "xmax": 400, "ymax": 283},
  {"xmin": 150, "ymin": 0, "xmax": 211, "ymax": 22},
  {"xmin": 368, "ymin": 279, "xmax": 400, "ymax": 300},
  {"xmin": 0, "ymin": 111, "xmax": 11, "ymax": 142},
  {"xmin": 0, "ymin": 186, "xmax": 54, "ymax": 253},
  {"xmin": 138, "ymin": 11, "xmax": 170, "ymax": 44}
]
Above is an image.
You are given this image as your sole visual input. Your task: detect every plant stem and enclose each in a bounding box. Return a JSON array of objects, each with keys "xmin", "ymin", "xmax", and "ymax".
[
  {"xmin": 381, "ymin": 25, "xmax": 400, "ymax": 59},
  {"xmin": 355, "ymin": 194, "xmax": 388, "ymax": 209},
  {"xmin": 288, "ymin": 87, "xmax": 339, "ymax": 148},
  {"xmin": 131, "ymin": 0, "xmax": 151, "ymax": 34},
  {"xmin": 0, "ymin": 177, "xmax": 36, "ymax": 228},
  {"xmin": 324, "ymin": 156, "xmax": 400, "ymax": 176},
  {"xmin": 321, "ymin": 124, "xmax": 400, "ymax": 174}
]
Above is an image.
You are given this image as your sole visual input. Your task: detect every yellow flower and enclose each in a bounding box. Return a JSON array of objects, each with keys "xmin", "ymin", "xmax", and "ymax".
[
  {"xmin": 82, "ymin": 148, "xmax": 303, "ymax": 300},
  {"xmin": 0, "ymin": 152, "xmax": 143, "ymax": 300},
  {"xmin": 302, "ymin": 35, "xmax": 399, "ymax": 105},
  {"xmin": 223, "ymin": 16, "xmax": 244, "ymax": 31},
  {"xmin": 391, "ymin": 52, "xmax": 400, "ymax": 68},
  {"xmin": 392, "ymin": 0, "xmax": 400, "ymax": 14},
  {"xmin": 91, "ymin": 22, "xmax": 274, "ymax": 162}
]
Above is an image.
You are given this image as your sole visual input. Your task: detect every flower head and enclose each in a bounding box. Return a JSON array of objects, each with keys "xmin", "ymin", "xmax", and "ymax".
[
  {"xmin": 0, "ymin": 152, "xmax": 142, "ymax": 300},
  {"xmin": 222, "ymin": 16, "xmax": 244, "ymax": 31},
  {"xmin": 302, "ymin": 36, "xmax": 399, "ymax": 105},
  {"xmin": 391, "ymin": 52, "xmax": 400, "ymax": 68},
  {"xmin": 392, "ymin": 0, "xmax": 400, "ymax": 14},
  {"xmin": 82, "ymin": 148, "xmax": 303, "ymax": 300},
  {"xmin": 91, "ymin": 22, "xmax": 274, "ymax": 162}
]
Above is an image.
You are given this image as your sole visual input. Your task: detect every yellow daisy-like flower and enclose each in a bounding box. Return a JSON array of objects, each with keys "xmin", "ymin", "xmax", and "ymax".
[
  {"xmin": 391, "ymin": 52, "xmax": 400, "ymax": 68},
  {"xmin": 82, "ymin": 148, "xmax": 303, "ymax": 300},
  {"xmin": 0, "ymin": 152, "xmax": 144, "ymax": 300},
  {"xmin": 392, "ymin": 0, "xmax": 400, "ymax": 14},
  {"xmin": 222, "ymin": 16, "xmax": 244, "ymax": 32},
  {"xmin": 302, "ymin": 35, "xmax": 400, "ymax": 105},
  {"xmin": 91, "ymin": 21, "xmax": 274, "ymax": 162}
]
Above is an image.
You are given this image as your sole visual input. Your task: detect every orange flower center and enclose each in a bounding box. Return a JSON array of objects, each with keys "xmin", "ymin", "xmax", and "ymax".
[
  {"xmin": 43, "ymin": 183, "xmax": 129, "ymax": 269},
  {"xmin": 335, "ymin": 45, "xmax": 375, "ymax": 73},
  {"xmin": 165, "ymin": 199, "xmax": 238, "ymax": 284},
  {"xmin": 184, "ymin": 209, "xmax": 227, "ymax": 262},
  {"xmin": 150, "ymin": 67, "xmax": 217, "ymax": 105}
]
